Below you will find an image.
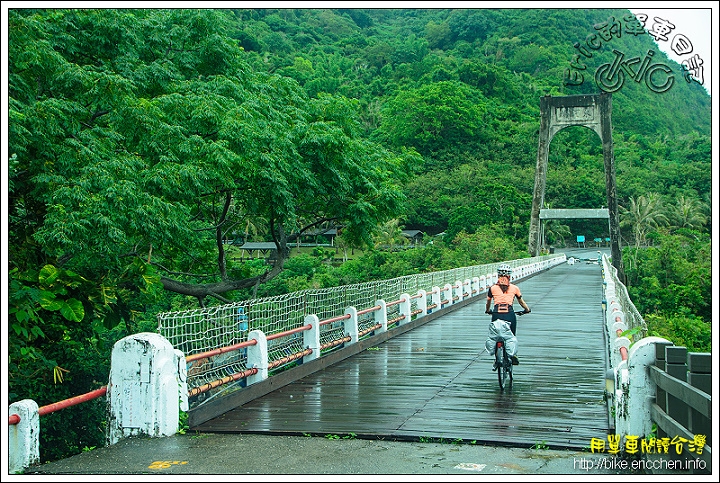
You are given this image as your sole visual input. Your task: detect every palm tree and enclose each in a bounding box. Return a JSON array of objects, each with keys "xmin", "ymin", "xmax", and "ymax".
[
  {"xmin": 542, "ymin": 219, "xmax": 572, "ymax": 249},
  {"xmin": 619, "ymin": 193, "xmax": 668, "ymax": 248},
  {"xmin": 540, "ymin": 202, "xmax": 571, "ymax": 250},
  {"xmin": 620, "ymin": 193, "xmax": 669, "ymax": 275},
  {"xmin": 668, "ymin": 194, "xmax": 707, "ymax": 231},
  {"xmin": 373, "ymin": 219, "xmax": 408, "ymax": 250}
]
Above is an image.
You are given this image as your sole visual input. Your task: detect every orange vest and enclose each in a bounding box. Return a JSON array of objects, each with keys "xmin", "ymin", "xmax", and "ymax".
[{"xmin": 487, "ymin": 283, "xmax": 522, "ymax": 306}]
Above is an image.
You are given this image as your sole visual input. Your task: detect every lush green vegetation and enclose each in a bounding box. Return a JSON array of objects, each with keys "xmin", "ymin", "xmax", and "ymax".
[{"xmin": 7, "ymin": 8, "xmax": 711, "ymax": 463}]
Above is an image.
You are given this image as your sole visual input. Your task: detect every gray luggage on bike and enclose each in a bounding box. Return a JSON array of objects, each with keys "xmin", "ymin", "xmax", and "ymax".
[{"xmin": 485, "ymin": 319, "xmax": 517, "ymax": 357}]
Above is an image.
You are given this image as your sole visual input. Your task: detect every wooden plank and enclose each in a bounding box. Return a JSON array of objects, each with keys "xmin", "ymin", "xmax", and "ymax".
[
  {"xmin": 650, "ymin": 403, "xmax": 712, "ymax": 472},
  {"xmin": 649, "ymin": 366, "xmax": 712, "ymax": 418},
  {"xmin": 194, "ymin": 260, "xmax": 611, "ymax": 450},
  {"xmin": 188, "ymin": 295, "xmax": 477, "ymax": 427}
]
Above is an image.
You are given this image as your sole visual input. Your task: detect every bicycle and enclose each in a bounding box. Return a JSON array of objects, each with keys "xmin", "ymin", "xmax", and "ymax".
[
  {"xmin": 594, "ymin": 48, "xmax": 674, "ymax": 94},
  {"xmin": 489, "ymin": 311, "xmax": 527, "ymax": 391}
]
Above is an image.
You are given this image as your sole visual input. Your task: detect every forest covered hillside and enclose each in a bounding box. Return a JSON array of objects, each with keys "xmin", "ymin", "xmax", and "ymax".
[{"xmin": 228, "ymin": 8, "xmax": 711, "ymax": 239}]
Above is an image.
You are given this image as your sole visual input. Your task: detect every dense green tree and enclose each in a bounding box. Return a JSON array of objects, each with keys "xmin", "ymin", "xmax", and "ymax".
[
  {"xmin": 9, "ymin": 9, "xmax": 413, "ymax": 308},
  {"xmin": 377, "ymin": 80, "xmax": 488, "ymax": 155},
  {"xmin": 7, "ymin": 8, "xmax": 414, "ymax": 460},
  {"xmin": 624, "ymin": 230, "xmax": 711, "ymax": 327}
]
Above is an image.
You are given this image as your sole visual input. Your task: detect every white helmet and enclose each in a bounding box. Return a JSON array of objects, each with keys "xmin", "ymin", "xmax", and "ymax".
[{"xmin": 497, "ymin": 263, "xmax": 512, "ymax": 277}]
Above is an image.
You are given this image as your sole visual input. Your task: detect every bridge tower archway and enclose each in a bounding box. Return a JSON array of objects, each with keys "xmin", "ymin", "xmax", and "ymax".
[{"xmin": 528, "ymin": 93, "xmax": 625, "ymax": 281}]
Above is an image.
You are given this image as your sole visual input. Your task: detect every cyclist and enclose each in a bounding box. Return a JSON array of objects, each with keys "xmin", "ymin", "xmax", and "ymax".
[{"xmin": 485, "ymin": 263, "xmax": 531, "ymax": 364}]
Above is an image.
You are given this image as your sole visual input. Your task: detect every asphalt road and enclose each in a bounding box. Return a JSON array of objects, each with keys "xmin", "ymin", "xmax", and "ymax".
[{"xmin": 18, "ymin": 431, "xmax": 664, "ymax": 479}]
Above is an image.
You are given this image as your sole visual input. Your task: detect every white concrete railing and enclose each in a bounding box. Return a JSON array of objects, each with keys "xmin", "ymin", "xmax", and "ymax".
[
  {"xmin": 601, "ymin": 254, "xmax": 711, "ymax": 469},
  {"xmin": 600, "ymin": 253, "xmax": 668, "ymax": 438},
  {"xmin": 9, "ymin": 255, "xmax": 565, "ymax": 473}
]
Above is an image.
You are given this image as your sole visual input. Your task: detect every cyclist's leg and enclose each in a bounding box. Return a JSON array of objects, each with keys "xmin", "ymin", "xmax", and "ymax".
[
  {"xmin": 492, "ymin": 314, "xmax": 518, "ymax": 365},
  {"xmin": 508, "ymin": 311, "xmax": 517, "ymax": 336},
  {"xmin": 504, "ymin": 313, "xmax": 519, "ymax": 364}
]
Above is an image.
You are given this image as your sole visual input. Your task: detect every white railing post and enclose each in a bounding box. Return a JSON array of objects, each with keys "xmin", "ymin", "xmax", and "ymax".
[
  {"xmin": 415, "ymin": 290, "xmax": 427, "ymax": 317},
  {"xmin": 454, "ymin": 280, "xmax": 463, "ymax": 302},
  {"xmin": 617, "ymin": 337, "xmax": 673, "ymax": 441},
  {"xmin": 431, "ymin": 286, "xmax": 441, "ymax": 312},
  {"xmin": 9, "ymin": 399, "xmax": 39, "ymax": 474},
  {"xmin": 344, "ymin": 306, "xmax": 359, "ymax": 343},
  {"xmin": 613, "ymin": 360, "xmax": 629, "ymax": 437},
  {"xmin": 398, "ymin": 293, "xmax": 412, "ymax": 326},
  {"xmin": 471, "ymin": 277, "xmax": 480, "ymax": 296},
  {"xmin": 303, "ymin": 314, "xmax": 321, "ymax": 362},
  {"xmin": 107, "ymin": 332, "xmax": 187, "ymax": 445},
  {"xmin": 246, "ymin": 329, "xmax": 268, "ymax": 385},
  {"xmin": 375, "ymin": 299, "xmax": 388, "ymax": 334},
  {"xmin": 443, "ymin": 283, "xmax": 453, "ymax": 306}
]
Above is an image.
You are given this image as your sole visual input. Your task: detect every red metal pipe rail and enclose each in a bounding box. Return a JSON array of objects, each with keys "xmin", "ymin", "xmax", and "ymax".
[
  {"xmin": 319, "ymin": 313, "xmax": 351, "ymax": 327},
  {"xmin": 321, "ymin": 336, "xmax": 351, "ymax": 351},
  {"xmin": 357, "ymin": 305, "xmax": 381, "ymax": 316},
  {"xmin": 186, "ymin": 339, "xmax": 258, "ymax": 363},
  {"xmin": 188, "ymin": 368, "xmax": 259, "ymax": 397},
  {"xmin": 268, "ymin": 348, "xmax": 313, "ymax": 369},
  {"xmin": 616, "ymin": 328, "xmax": 629, "ymax": 361},
  {"xmin": 267, "ymin": 323, "xmax": 312, "ymax": 341},
  {"xmin": 388, "ymin": 315, "xmax": 405, "ymax": 325},
  {"xmin": 386, "ymin": 297, "xmax": 406, "ymax": 308},
  {"xmin": 38, "ymin": 387, "xmax": 108, "ymax": 417},
  {"xmin": 186, "ymin": 319, "xmax": 334, "ymax": 397},
  {"xmin": 358, "ymin": 323, "xmax": 382, "ymax": 338},
  {"xmin": 9, "ymin": 386, "xmax": 108, "ymax": 426}
]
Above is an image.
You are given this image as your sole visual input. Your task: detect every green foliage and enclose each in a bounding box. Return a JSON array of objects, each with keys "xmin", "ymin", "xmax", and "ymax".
[
  {"xmin": 251, "ymin": 254, "xmax": 332, "ymax": 297},
  {"xmin": 644, "ymin": 314, "xmax": 711, "ymax": 353},
  {"xmin": 531, "ymin": 441, "xmax": 550, "ymax": 450},
  {"xmin": 178, "ymin": 411, "xmax": 190, "ymax": 435},
  {"xmin": 377, "ymin": 80, "xmax": 488, "ymax": 155},
  {"xmin": 623, "ymin": 230, "xmax": 711, "ymax": 351},
  {"xmin": 9, "ymin": 8, "xmax": 415, "ymax": 308}
]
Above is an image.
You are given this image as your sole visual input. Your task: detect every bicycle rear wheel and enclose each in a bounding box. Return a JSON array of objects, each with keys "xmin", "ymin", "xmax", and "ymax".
[{"xmin": 496, "ymin": 346, "xmax": 507, "ymax": 390}]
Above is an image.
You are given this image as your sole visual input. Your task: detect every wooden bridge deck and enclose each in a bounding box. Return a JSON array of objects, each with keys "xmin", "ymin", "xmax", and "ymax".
[{"xmin": 194, "ymin": 258, "xmax": 611, "ymax": 450}]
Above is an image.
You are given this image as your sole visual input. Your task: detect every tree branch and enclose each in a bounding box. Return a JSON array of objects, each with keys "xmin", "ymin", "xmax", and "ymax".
[{"xmin": 216, "ymin": 192, "xmax": 232, "ymax": 280}]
